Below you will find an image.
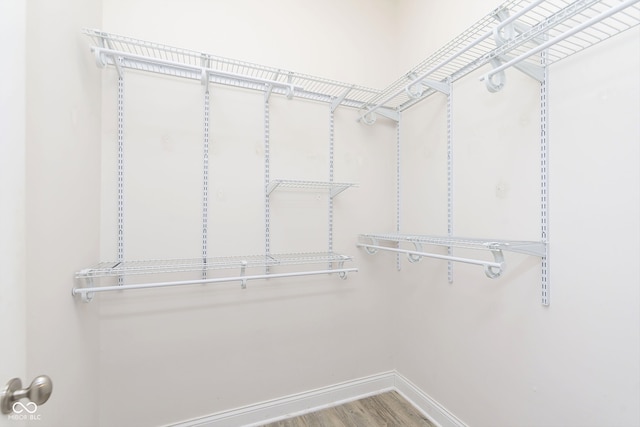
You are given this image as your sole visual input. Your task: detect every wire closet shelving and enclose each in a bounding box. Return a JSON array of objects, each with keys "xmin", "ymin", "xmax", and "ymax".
[
  {"xmin": 73, "ymin": 253, "xmax": 355, "ymax": 302},
  {"xmin": 83, "ymin": 28, "xmax": 383, "ymax": 109},
  {"xmin": 355, "ymin": 0, "xmax": 639, "ymax": 306},
  {"xmin": 74, "ymin": 0, "xmax": 639, "ymax": 302},
  {"xmin": 267, "ymin": 180, "xmax": 357, "ymax": 197},
  {"xmin": 357, "ymin": 0, "xmax": 640, "ymax": 123},
  {"xmin": 75, "ymin": 28, "xmax": 368, "ymax": 301},
  {"xmin": 357, "ymin": 234, "xmax": 546, "ymax": 280}
]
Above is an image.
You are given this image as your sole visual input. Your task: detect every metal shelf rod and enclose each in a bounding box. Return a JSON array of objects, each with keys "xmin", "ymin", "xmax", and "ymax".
[
  {"xmin": 481, "ymin": 0, "xmax": 639, "ymax": 81},
  {"xmin": 73, "ymin": 267, "xmax": 358, "ymax": 302},
  {"xmin": 357, "ymin": 0, "xmax": 547, "ymax": 122},
  {"xmin": 357, "ymin": 243, "xmax": 502, "ymax": 269}
]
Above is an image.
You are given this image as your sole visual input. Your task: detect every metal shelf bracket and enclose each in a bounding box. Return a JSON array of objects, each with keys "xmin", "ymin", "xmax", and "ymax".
[
  {"xmin": 407, "ymin": 241, "xmax": 424, "ymax": 263},
  {"xmin": 240, "ymin": 261, "xmax": 248, "ymax": 289},
  {"xmin": 331, "ymin": 86, "xmax": 354, "ymax": 113},
  {"xmin": 73, "ymin": 271, "xmax": 95, "ymax": 303},
  {"xmin": 484, "ymin": 244, "xmax": 506, "ymax": 278},
  {"xmin": 406, "ymin": 73, "xmax": 450, "ymax": 96},
  {"xmin": 486, "ymin": 6, "xmax": 546, "ymax": 91},
  {"xmin": 357, "ymin": 106, "xmax": 399, "ymax": 125},
  {"xmin": 485, "ymin": 58, "xmax": 508, "ymax": 92}
]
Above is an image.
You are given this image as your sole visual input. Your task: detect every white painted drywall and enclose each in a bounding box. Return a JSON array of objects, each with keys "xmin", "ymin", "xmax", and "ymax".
[
  {"xmin": 97, "ymin": 1, "xmax": 400, "ymax": 425},
  {"xmin": 54, "ymin": 0, "xmax": 639, "ymax": 425},
  {"xmin": 101, "ymin": 0, "xmax": 400, "ymax": 88},
  {"xmin": 24, "ymin": 0, "xmax": 102, "ymax": 425},
  {"xmin": 394, "ymin": 1, "xmax": 640, "ymax": 426},
  {"xmin": 0, "ymin": 2, "xmax": 26, "ymax": 425}
]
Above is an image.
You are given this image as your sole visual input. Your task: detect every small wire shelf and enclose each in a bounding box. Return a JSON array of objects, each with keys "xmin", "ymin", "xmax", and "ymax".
[
  {"xmin": 267, "ymin": 180, "xmax": 356, "ymax": 197},
  {"xmin": 75, "ymin": 252, "xmax": 353, "ymax": 279},
  {"xmin": 359, "ymin": 0, "xmax": 640, "ymax": 116},
  {"xmin": 82, "ymin": 29, "xmax": 381, "ymax": 110}
]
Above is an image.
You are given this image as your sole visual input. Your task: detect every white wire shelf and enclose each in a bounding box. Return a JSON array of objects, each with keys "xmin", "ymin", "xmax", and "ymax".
[
  {"xmin": 83, "ymin": 0, "xmax": 639, "ymax": 121},
  {"xmin": 358, "ymin": 0, "xmax": 640, "ymax": 120},
  {"xmin": 357, "ymin": 233, "xmax": 546, "ymax": 279},
  {"xmin": 267, "ymin": 180, "xmax": 356, "ymax": 197},
  {"xmin": 73, "ymin": 252, "xmax": 356, "ymax": 302},
  {"xmin": 82, "ymin": 28, "xmax": 381, "ymax": 110},
  {"xmin": 75, "ymin": 252, "xmax": 353, "ymax": 279}
]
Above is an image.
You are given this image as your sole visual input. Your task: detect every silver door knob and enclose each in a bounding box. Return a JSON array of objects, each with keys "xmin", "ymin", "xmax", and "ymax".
[{"xmin": 1, "ymin": 375, "xmax": 53, "ymax": 415}]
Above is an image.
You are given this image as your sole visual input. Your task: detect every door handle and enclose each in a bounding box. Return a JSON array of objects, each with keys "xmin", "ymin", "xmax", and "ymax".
[{"xmin": 1, "ymin": 375, "xmax": 53, "ymax": 415}]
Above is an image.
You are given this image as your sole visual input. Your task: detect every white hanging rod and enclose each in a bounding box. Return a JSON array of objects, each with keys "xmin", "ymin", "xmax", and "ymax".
[
  {"xmin": 358, "ymin": 0, "xmax": 640, "ymax": 118},
  {"xmin": 357, "ymin": 0, "xmax": 547, "ymax": 122},
  {"xmin": 72, "ymin": 267, "xmax": 358, "ymax": 303},
  {"xmin": 92, "ymin": 46, "xmax": 303, "ymax": 95},
  {"xmin": 481, "ymin": 0, "xmax": 640, "ymax": 82},
  {"xmin": 357, "ymin": 243, "xmax": 505, "ymax": 279}
]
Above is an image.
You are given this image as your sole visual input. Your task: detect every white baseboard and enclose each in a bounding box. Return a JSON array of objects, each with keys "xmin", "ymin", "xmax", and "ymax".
[
  {"xmin": 393, "ymin": 372, "xmax": 469, "ymax": 427},
  {"xmin": 170, "ymin": 371, "xmax": 468, "ymax": 427}
]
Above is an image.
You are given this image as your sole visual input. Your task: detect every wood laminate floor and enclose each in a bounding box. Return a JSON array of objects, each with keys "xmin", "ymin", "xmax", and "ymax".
[{"xmin": 259, "ymin": 391, "xmax": 436, "ymax": 427}]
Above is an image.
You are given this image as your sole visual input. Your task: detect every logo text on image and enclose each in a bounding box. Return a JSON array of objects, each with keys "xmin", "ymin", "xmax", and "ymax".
[{"xmin": 8, "ymin": 401, "xmax": 42, "ymax": 421}]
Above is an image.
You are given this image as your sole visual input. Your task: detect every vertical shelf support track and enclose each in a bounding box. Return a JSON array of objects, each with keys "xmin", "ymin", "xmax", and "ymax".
[
  {"xmin": 446, "ymin": 78, "xmax": 454, "ymax": 283},
  {"xmin": 396, "ymin": 114, "xmax": 402, "ymax": 271},
  {"xmin": 540, "ymin": 50, "xmax": 550, "ymax": 306},
  {"xmin": 117, "ymin": 76, "xmax": 125, "ymax": 286},
  {"xmin": 328, "ymin": 109, "xmax": 335, "ymax": 269},
  {"xmin": 202, "ymin": 90, "xmax": 210, "ymax": 280},
  {"xmin": 264, "ymin": 97, "xmax": 271, "ymax": 273}
]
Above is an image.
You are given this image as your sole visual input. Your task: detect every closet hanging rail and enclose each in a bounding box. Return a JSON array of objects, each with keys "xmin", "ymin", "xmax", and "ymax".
[
  {"xmin": 357, "ymin": 0, "xmax": 640, "ymax": 121},
  {"xmin": 74, "ymin": 252, "xmax": 356, "ymax": 302},
  {"xmin": 481, "ymin": 0, "xmax": 640, "ymax": 83},
  {"xmin": 73, "ymin": 267, "xmax": 358, "ymax": 303},
  {"xmin": 357, "ymin": 234, "xmax": 546, "ymax": 279},
  {"xmin": 357, "ymin": 0, "xmax": 546, "ymax": 123},
  {"xmin": 82, "ymin": 29, "xmax": 381, "ymax": 110},
  {"xmin": 79, "ymin": 30, "xmax": 364, "ymax": 304}
]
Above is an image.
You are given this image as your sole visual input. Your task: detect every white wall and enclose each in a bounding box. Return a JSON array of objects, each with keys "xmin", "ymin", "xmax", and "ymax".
[
  {"xmin": 0, "ymin": 3, "xmax": 26, "ymax": 426},
  {"xmin": 395, "ymin": 1, "xmax": 640, "ymax": 426},
  {"xmin": 394, "ymin": 0, "xmax": 503, "ymax": 74},
  {"xmin": 101, "ymin": 0, "xmax": 399, "ymax": 88},
  {"xmin": 97, "ymin": 1, "xmax": 399, "ymax": 425},
  {"xmin": 34, "ymin": 0, "xmax": 636, "ymax": 425},
  {"xmin": 24, "ymin": 0, "xmax": 102, "ymax": 426}
]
